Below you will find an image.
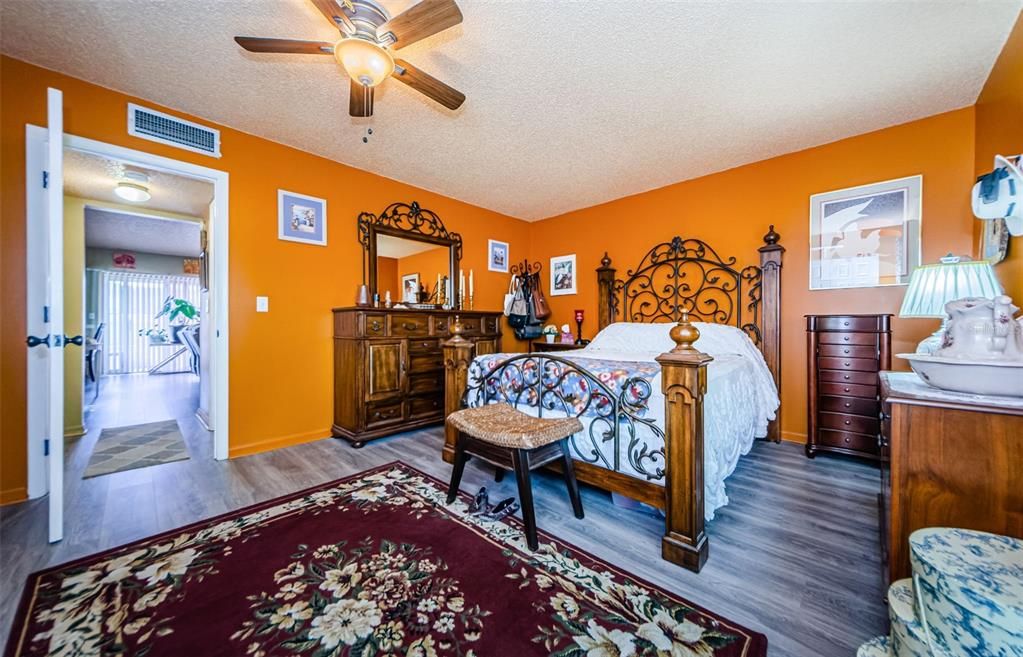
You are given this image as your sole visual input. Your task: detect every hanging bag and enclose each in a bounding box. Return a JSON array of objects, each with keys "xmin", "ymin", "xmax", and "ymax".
[
  {"xmin": 507, "ymin": 277, "xmax": 529, "ymax": 329},
  {"xmin": 503, "ymin": 276, "xmax": 517, "ymax": 316},
  {"xmin": 530, "ymin": 272, "xmax": 551, "ymax": 320}
]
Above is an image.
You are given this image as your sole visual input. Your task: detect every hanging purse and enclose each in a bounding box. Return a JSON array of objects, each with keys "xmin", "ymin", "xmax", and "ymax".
[
  {"xmin": 507, "ymin": 278, "xmax": 529, "ymax": 329},
  {"xmin": 503, "ymin": 277, "xmax": 517, "ymax": 317},
  {"xmin": 530, "ymin": 272, "xmax": 551, "ymax": 320}
]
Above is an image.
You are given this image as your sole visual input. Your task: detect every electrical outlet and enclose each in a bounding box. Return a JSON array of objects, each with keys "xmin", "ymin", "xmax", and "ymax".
[{"xmin": 256, "ymin": 296, "xmax": 269, "ymax": 313}]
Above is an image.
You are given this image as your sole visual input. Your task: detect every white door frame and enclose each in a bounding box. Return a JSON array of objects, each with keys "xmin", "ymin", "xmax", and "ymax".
[{"xmin": 25, "ymin": 130, "xmax": 230, "ymax": 498}]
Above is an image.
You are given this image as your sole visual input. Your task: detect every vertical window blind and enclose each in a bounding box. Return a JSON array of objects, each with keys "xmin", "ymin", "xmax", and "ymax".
[{"xmin": 91, "ymin": 269, "xmax": 200, "ymax": 375}]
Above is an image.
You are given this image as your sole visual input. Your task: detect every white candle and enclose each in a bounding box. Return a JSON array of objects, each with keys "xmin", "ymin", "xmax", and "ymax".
[
  {"xmin": 469, "ymin": 269, "xmax": 474, "ymax": 297},
  {"xmin": 459, "ymin": 270, "xmax": 465, "ymax": 300}
]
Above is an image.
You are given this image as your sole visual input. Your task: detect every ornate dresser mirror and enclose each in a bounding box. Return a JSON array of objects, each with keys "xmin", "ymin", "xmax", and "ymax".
[{"xmin": 358, "ymin": 201, "xmax": 462, "ymax": 306}]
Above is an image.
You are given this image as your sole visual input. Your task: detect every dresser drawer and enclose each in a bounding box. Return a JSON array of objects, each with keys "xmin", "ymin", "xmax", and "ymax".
[
  {"xmin": 817, "ymin": 429, "xmax": 880, "ymax": 455},
  {"xmin": 484, "ymin": 316, "xmax": 500, "ymax": 334},
  {"xmin": 818, "ymin": 332, "xmax": 878, "ymax": 346},
  {"xmin": 365, "ymin": 401, "xmax": 403, "ymax": 428},
  {"xmin": 818, "ymin": 356, "xmax": 879, "ymax": 372},
  {"xmin": 812, "ymin": 316, "xmax": 888, "ymax": 332},
  {"xmin": 364, "ymin": 314, "xmax": 388, "ymax": 337},
  {"xmin": 820, "ymin": 395, "xmax": 879, "ymax": 416},
  {"xmin": 433, "ymin": 316, "xmax": 452, "ymax": 335},
  {"xmin": 819, "ymin": 370, "xmax": 878, "ymax": 386},
  {"xmin": 408, "ymin": 338, "xmax": 439, "ymax": 353},
  {"xmin": 820, "ymin": 411, "xmax": 880, "ymax": 435},
  {"xmin": 455, "ymin": 317, "xmax": 482, "ymax": 335},
  {"xmin": 392, "ymin": 315, "xmax": 431, "ymax": 336},
  {"xmin": 820, "ymin": 381, "xmax": 877, "ymax": 399},
  {"xmin": 818, "ymin": 344, "xmax": 877, "ymax": 359},
  {"xmin": 408, "ymin": 351, "xmax": 443, "ymax": 373},
  {"xmin": 408, "ymin": 371, "xmax": 443, "ymax": 395},
  {"xmin": 408, "ymin": 395, "xmax": 443, "ymax": 419}
]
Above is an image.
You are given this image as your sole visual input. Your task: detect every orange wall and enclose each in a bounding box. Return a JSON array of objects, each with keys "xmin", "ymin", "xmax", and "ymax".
[
  {"xmin": 0, "ymin": 55, "xmax": 530, "ymax": 503},
  {"xmin": 975, "ymin": 14, "xmax": 1023, "ymax": 300},
  {"xmin": 398, "ymin": 247, "xmax": 452, "ymax": 301},
  {"xmin": 377, "ymin": 256, "xmax": 399, "ymax": 302},
  {"xmin": 529, "ymin": 108, "xmax": 977, "ymax": 442}
]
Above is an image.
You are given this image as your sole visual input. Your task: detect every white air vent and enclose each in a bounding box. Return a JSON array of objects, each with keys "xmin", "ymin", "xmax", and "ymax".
[{"xmin": 127, "ymin": 103, "xmax": 221, "ymax": 158}]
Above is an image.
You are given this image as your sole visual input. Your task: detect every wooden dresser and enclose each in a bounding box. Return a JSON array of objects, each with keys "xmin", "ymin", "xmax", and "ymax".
[
  {"xmin": 805, "ymin": 314, "xmax": 891, "ymax": 459},
  {"xmin": 332, "ymin": 307, "xmax": 503, "ymax": 447},
  {"xmin": 880, "ymin": 371, "xmax": 1023, "ymax": 582}
]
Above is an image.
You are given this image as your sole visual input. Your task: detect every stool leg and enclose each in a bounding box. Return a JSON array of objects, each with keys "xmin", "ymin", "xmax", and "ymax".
[
  {"xmin": 446, "ymin": 433, "xmax": 469, "ymax": 505},
  {"xmin": 560, "ymin": 441, "xmax": 584, "ymax": 519},
  {"xmin": 512, "ymin": 449, "xmax": 537, "ymax": 551}
]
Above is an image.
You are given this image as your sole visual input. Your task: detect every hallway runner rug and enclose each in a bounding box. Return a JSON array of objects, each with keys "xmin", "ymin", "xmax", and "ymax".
[
  {"xmin": 6, "ymin": 462, "xmax": 767, "ymax": 657},
  {"xmin": 82, "ymin": 419, "xmax": 189, "ymax": 478}
]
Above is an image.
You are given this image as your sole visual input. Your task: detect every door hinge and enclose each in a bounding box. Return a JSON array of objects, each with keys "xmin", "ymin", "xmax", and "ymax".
[
  {"xmin": 43, "ymin": 305, "xmax": 50, "ymax": 323},
  {"xmin": 44, "ymin": 439, "xmax": 50, "ymax": 456},
  {"xmin": 42, "ymin": 171, "xmax": 49, "ymax": 189}
]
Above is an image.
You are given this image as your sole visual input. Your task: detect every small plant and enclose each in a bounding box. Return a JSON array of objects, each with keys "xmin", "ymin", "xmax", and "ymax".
[
  {"xmin": 138, "ymin": 327, "xmax": 169, "ymax": 342},
  {"xmin": 155, "ymin": 296, "xmax": 199, "ymax": 324},
  {"xmin": 541, "ymin": 324, "xmax": 558, "ymax": 335}
]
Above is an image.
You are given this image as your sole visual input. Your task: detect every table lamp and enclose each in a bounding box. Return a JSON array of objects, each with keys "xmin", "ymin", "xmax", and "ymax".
[{"xmin": 898, "ymin": 254, "xmax": 1003, "ymax": 353}]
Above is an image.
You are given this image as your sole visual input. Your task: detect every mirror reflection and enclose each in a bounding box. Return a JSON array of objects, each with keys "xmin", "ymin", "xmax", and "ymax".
[{"xmin": 376, "ymin": 234, "xmax": 451, "ymax": 304}]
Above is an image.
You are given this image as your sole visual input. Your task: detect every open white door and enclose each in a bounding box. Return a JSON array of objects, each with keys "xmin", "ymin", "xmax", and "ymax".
[{"xmin": 26, "ymin": 88, "xmax": 65, "ymax": 543}]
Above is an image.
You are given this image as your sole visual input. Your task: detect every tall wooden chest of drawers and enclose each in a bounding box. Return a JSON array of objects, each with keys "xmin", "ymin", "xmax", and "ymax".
[
  {"xmin": 332, "ymin": 307, "xmax": 503, "ymax": 447},
  {"xmin": 805, "ymin": 314, "xmax": 891, "ymax": 459}
]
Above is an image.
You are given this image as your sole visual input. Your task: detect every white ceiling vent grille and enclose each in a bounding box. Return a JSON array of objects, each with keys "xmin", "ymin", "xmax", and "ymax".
[{"xmin": 127, "ymin": 103, "xmax": 221, "ymax": 158}]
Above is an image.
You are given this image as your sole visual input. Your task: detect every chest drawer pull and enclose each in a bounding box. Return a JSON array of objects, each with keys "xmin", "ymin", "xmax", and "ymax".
[
  {"xmin": 844, "ymin": 374, "xmax": 850, "ymax": 380},
  {"xmin": 844, "ymin": 387, "xmax": 851, "ymax": 392},
  {"xmin": 844, "ymin": 402, "xmax": 851, "ymax": 408},
  {"xmin": 843, "ymin": 336, "xmax": 850, "ymax": 341},
  {"xmin": 844, "ymin": 419, "xmax": 851, "ymax": 426},
  {"xmin": 402, "ymin": 322, "xmax": 420, "ymax": 330},
  {"xmin": 370, "ymin": 320, "xmax": 382, "ymax": 332}
]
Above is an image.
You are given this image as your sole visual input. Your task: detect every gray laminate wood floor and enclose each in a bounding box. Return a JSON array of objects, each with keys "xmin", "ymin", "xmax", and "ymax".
[{"xmin": 0, "ymin": 373, "xmax": 887, "ymax": 656}]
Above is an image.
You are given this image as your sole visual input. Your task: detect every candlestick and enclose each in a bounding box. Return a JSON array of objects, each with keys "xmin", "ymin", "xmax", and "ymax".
[
  {"xmin": 469, "ymin": 269, "xmax": 474, "ymax": 298},
  {"xmin": 574, "ymin": 309, "xmax": 585, "ymax": 345}
]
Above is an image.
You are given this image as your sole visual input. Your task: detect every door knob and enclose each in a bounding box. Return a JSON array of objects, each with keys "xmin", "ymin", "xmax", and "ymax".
[
  {"xmin": 64, "ymin": 335, "xmax": 83, "ymax": 346},
  {"xmin": 26, "ymin": 335, "xmax": 50, "ymax": 348}
]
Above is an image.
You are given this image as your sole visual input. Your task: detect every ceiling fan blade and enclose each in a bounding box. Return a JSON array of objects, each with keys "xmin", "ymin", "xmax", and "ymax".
[
  {"xmin": 234, "ymin": 36, "xmax": 334, "ymax": 55},
  {"xmin": 377, "ymin": 0, "xmax": 462, "ymax": 50},
  {"xmin": 392, "ymin": 59, "xmax": 465, "ymax": 110},
  {"xmin": 309, "ymin": 0, "xmax": 354, "ymax": 32},
  {"xmin": 349, "ymin": 80, "xmax": 374, "ymax": 117}
]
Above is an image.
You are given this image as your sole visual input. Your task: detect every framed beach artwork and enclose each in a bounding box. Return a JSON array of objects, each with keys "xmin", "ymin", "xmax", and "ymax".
[
  {"xmin": 980, "ymin": 217, "xmax": 1010, "ymax": 264},
  {"xmin": 550, "ymin": 254, "xmax": 577, "ymax": 296},
  {"xmin": 401, "ymin": 273, "xmax": 420, "ymax": 303},
  {"xmin": 488, "ymin": 239, "xmax": 509, "ymax": 273},
  {"xmin": 278, "ymin": 189, "xmax": 327, "ymax": 246},
  {"xmin": 809, "ymin": 175, "xmax": 921, "ymax": 290}
]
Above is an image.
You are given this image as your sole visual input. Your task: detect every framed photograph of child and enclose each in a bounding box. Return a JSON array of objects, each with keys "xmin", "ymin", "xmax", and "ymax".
[
  {"xmin": 278, "ymin": 189, "xmax": 327, "ymax": 246},
  {"xmin": 488, "ymin": 239, "xmax": 509, "ymax": 273},
  {"xmin": 401, "ymin": 273, "xmax": 420, "ymax": 303},
  {"xmin": 550, "ymin": 254, "xmax": 577, "ymax": 296}
]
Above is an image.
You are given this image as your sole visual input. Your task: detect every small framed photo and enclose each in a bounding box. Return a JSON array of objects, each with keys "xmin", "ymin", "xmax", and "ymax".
[
  {"xmin": 401, "ymin": 273, "xmax": 420, "ymax": 303},
  {"xmin": 488, "ymin": 239, "xmax": 509, "ymax": 273},
  {"xmin": 278, "ymin": 189, "xmax": 327, "ymax": 246},
  {"xmin": 809, "ymin": 175, "xmax": 921, "ymax": 290},
  {"xmin": 980, "ymin": 218, "xmax": 1010, "ymax": 264},
  {"xmin": 550, "ymin": 254, "xmax": 577, "ymax": 296}
]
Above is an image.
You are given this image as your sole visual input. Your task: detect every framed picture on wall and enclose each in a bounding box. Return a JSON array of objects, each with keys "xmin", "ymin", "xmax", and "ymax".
[
  {"xmin": 401, "ymin": 273, "xmax": 420, "ymax": 303},
  {"xmin": 278, "ymin": 189, "xmax": 327, "ymax": 246},
  {"xmin": 980, "ymin": 217, "xmax": 1010, "ymax": 264},
  {"xmin": 809, "ymin": 175, "xmax": 921, "ymax": 290},
  {"xmin": 550, "ymin": 254, "xmax": 577, "ymax": 296},
  {"xmin": 488, "ymin": 239, "xmax": 509, "ymax": 273}
]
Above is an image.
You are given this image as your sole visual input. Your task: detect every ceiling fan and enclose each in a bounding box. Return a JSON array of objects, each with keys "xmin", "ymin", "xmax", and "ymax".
[{"xmin": 235, "ymin": 0, "xmax": 465, "ymax": 118}]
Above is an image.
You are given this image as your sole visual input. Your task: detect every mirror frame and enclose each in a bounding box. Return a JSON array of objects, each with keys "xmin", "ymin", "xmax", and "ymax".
[{"xmin": 358, "ymin": 201, "xmax": 462, "ymax": 304}]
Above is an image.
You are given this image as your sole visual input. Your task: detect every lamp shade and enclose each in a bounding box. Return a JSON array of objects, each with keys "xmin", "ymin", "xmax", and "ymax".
[
  {"xmin": 333, "ymin": 38, "xmax": 394, "ymax": 87},
  {"xmin": 898, "ymin": 257, "xmax": 1003, "ymax": 318}
]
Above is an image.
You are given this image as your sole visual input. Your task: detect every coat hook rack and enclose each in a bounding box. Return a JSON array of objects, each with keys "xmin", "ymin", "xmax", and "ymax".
[{"xmin": 510, "ymin": 260, "xmax": 542, "ymax": 278}]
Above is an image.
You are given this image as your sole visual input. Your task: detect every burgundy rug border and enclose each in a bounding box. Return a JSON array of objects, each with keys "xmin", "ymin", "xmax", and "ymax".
[{"xmin": 5, "ymin": 460, "xmax": 767, "ymax": 657}]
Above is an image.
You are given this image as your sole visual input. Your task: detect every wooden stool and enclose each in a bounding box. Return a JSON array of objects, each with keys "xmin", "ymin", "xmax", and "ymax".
[{"xmin": 445, "ymin": 403, "xmax": 585, "ymax": 550}]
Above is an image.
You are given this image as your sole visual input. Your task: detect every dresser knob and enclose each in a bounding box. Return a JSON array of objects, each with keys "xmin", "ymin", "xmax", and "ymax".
[
  {"xmin": 844, "ymin": 420, "xmax": 851, "ymax": 425},
  {"xmin": 843, "ymin": 348, "xmax": 850, "ymax": 354},
  {"xmin": 844, "ymin": 437, "xmax": 850, "ymax": 443},
  {"xmin": 844, "ymin": 402, "xmax": 851, "ymax": 408},
  {"xmin": 844, "ymin": 362, "xmax": 851, "ymax": 367},
  {"xmin": 843, "ymin": 336, "xmax": 850, "ymax": 342},
  {"xmin": 844, "ymin": 374, "xmax": 850, "ymax": 380},
  {"xmin": 844, "ymin": 387, "xmax": 851, "ymax": 392},
  {"xmin": 843, "ymin": 321, "xmax": 850, "ymax": 326}
]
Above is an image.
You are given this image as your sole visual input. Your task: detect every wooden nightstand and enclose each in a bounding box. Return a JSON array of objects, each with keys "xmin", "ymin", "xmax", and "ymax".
[{"xmin": 531, "ymin": 340, "xmax": 586, "ymax": 352}]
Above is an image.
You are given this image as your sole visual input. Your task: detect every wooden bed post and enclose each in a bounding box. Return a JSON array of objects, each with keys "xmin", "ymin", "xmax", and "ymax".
[
  {"xmin": 758, "ymin": 226, "xmax": 785, "ymax": 443},
  {"xmin": 442, "ymin": 318, "xmax": 474, "ymax": 464},
  {"xmin": 596, "ymin": 252, "xmax": 616, "ymax": 331},
  {"xmin": 656, "ymin": 312, "xmax": 712, "ymax": 572}
]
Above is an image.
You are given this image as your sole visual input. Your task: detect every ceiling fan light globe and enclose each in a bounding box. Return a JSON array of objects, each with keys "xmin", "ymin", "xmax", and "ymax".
[
  {"xmin": 114, "ymin": 182, "xmax": 151, "ymax": 203},
  {"xmin": 333, "ymin": 38, "xmax": 394, "ymax": 87}
]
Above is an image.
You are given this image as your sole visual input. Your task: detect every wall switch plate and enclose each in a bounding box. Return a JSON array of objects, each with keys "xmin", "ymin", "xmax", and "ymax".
[{"xmin": 256, "ymin": 296, "xmax": 269, "ymax": 312}]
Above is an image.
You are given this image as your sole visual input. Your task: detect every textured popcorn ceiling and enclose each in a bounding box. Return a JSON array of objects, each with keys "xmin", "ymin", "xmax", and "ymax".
[
  {"xmin": 85, "ymin": 209, "xmax": 201, "ymax": 258},
  {"xmin": 65, "ymin": 150, "xmax": 214, "ymax": 217},
  {"xmin": 2, "ymin": 1, "xmax": 1019, "ymax": 220}
]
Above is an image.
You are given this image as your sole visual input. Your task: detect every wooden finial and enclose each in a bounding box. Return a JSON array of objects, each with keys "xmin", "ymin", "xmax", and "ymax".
[
  {"xmin": 669, "ymin": 310, "xmax": 701, "ymax": 353},
  {"xmin": 763, "ymin": 225, "xmax": 780, "ymax": 246},
  {"xmin": 449, "ymin": 315, "xmax": 469, "ymax": 343},
  {"xmin": 600, "ymin": 252, "xmax": 612, "ymax": 267}
]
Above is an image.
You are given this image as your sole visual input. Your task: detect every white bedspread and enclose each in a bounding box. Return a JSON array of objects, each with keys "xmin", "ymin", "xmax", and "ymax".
[{"xmin": 471, "ymin": 322, "xmax": 779, "ymax": 520}]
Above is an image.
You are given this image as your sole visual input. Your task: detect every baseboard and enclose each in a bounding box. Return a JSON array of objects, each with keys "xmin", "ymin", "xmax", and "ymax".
[
  {"xmin": 195, "ymin": 407, "xmax": 212, "ymax": 431},
  {"xmin": 64, "ymin": 425, "xmax": 86, "ymax": 438},
  {"xmin": 228, "ymin": 429, "xmax": 329, "ymax": 459},
  {"xmin": 780, "ymin": 430, "xmax": 806, "ymax": 444},
  {"xmin": 0, "ymin": 487, "xmax": 28, "ymax": 506}
]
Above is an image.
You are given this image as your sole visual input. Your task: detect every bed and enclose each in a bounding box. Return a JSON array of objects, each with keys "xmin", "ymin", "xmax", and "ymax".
[{"xmin": 442, "ymin": 228, "xmax": 785, "ymax": 572}]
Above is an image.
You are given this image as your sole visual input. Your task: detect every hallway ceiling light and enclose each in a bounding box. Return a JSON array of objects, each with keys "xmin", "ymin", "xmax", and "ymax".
[{"xmin": 114, "ymin": 171, "xmax": 151, "ymax": 203}]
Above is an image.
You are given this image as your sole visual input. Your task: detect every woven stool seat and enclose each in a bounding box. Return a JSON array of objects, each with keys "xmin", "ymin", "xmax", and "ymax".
[{"xmin": 447, "ymin": 404, "xmax": 582, "ymax": 449}]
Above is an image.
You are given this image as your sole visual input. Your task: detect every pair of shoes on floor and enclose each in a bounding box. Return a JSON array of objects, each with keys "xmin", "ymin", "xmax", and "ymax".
[{"xmin": 466, "ymin": 487, "xmax": 520, "ymax": 521}]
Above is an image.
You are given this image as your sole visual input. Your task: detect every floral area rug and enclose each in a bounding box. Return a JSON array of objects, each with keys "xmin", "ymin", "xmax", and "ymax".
[{"xmin": 5, "ymin": 462, "xmax": 766, "ymax": 657}]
